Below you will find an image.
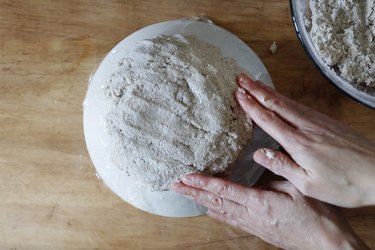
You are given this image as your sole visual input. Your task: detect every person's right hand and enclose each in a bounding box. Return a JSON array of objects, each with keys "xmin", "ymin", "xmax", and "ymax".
[{"xmin": 235, "ymin": 73, "xmax": 375, "ymax": 208}]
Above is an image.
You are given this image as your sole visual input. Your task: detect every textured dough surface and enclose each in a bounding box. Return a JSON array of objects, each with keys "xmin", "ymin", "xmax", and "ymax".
[
  {"xmin": 104, "ymin": 34, "xmax": 252, "ymax": 191},
  {"xmin": 309, "ymin": 0, "xmax": 375, "ymax": 88}
]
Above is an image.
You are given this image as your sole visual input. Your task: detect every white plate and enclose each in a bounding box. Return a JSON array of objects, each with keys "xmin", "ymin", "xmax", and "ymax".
[{"xmin": 83, "ymin": 20, "xmax": 274, "ymax": 217}]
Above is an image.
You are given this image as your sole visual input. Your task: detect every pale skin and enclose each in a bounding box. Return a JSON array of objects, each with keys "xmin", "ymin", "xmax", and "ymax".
[
  {"xmin": 234, "ymin": 73, "xmax": 375, "ymax": 208},
  {"xmin": 172, "ymin": 73, "xmax": 375, "ymax": 250},
  {"xmin": 172, "ymin": 178, "xmax": 369, "ymax": 250}
]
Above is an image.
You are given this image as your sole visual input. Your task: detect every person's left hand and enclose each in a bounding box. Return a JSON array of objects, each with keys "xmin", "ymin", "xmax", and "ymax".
[{"xmin": 171, "ymin": 175, "xmax": 369, "ymax": 250}]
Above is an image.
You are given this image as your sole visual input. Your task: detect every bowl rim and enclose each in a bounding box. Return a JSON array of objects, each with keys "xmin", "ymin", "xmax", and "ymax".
[{"xmin": 289, "ymin": 0, "xmax": 375, "ymax": 109}]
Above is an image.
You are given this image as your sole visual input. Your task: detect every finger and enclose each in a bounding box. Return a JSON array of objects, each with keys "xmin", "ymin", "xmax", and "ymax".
[
  {"xmin": 179, "ymin": 174, "xmax": 262, "ymax": 206},
  {"xmin": 264, "ymin": 180, "xmax": 300, "ymax": 197},
  {"xmin": 237, "ymin": 73, "xmax": 348, "ymax": 132},
  {"xmin": 235, "ymin": 88, "xmax": 297, "ymax": 146},
  {"xmin": 237, "ymin": 74, "xmax": 313, "ymax": 125},
  {"xmin": 171, "ymin": 182, "xmax": 242, "ymax": 215},
  {"xmin": 253, "ymin": 148, "xmax": 307, "ymax": 188}
]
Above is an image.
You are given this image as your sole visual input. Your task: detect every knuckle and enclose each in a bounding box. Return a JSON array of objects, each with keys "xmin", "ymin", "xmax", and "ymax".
[
  {"xmin": 264, "ymin": 202, "xmax": 274, "ymax": 219},
  {"xmin": 215, "ymin": 182, "xmax": 229, "ymax": 197},
  {"xmin": 259, "ymin": 110, "xmax": 277, "ymax": 123},
  {"xmin": 256, "ymin": 194, "xmax": 274, "ymax": 219},
  {"xmin": 266, "ymin": 98, "xmax": 284, "ymax": 111},
  {"xmin": 210, "ymin": 195, "xmax": 223, "ymax": 210}
]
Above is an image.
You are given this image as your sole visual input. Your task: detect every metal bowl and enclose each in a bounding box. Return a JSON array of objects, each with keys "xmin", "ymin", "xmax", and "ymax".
[{"xmin": 289, "ymin": 0, "xmax": 375, "ymax": 108}]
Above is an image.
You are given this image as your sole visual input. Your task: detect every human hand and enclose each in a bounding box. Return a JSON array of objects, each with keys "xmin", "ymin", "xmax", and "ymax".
[
  {"xmin": 172, "ymin": 175, "xmax": 369, "ymax": 250},
  {"xmin": 235, "ymin": 74, "xmax": 375, "ymax": 207}
]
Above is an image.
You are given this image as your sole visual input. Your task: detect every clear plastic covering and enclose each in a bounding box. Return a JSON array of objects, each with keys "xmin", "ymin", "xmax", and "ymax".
[{"xmin": 83, "ymin": 17, "xmax": 276, "ymax": 217}]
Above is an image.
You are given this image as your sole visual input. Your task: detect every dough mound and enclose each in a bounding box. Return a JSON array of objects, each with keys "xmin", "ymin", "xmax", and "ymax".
[{"xmin": 104, "ymin": 34, "xmax": 252, "ymax": 191}]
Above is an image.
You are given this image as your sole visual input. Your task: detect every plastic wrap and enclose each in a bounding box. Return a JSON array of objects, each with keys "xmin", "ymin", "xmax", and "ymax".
[{"xmin": 83, "ymin": 17, "xmax": 275, "ymax": 217}]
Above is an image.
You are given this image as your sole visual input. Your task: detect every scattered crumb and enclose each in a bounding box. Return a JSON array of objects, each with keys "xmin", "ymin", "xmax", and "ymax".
[
  {"xmin": 48, "ymin": 204, "xmax": 57, "ymax": 217},
  {"xmin": 95, "ymin": 172, "xmax": 101, "ymax": 180},
  {"xmin": 269, "ymin": 41, "xmax": 277, "ymax": 54},
  {"xmin": 238, "ymin": 87, "xmax": 246, "ymax": 94}
]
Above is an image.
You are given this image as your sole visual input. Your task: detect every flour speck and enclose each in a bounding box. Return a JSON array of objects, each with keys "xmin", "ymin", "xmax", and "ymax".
[{"xmin": 269, "ymin": 41, "xmax": 277, "ymax": 54}]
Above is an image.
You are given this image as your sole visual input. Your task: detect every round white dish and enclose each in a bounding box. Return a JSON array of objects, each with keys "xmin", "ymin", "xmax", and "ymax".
[{"xmin": 83, "ymin": 19, "xmax": 274, "ymax": 217}]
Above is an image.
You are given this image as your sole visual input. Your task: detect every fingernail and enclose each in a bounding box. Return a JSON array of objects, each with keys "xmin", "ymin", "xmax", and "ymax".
[
  {"xmin": 210, "ymin": 196, "xmax": 223, "ymax": 209},
  {"xmin": 183, "ymin": 175, "xmax": 204, "ymax": 188},
  {"xmin": 182, "ymin": 175, "xmax": 194, "ymax": 185},
  {"xmin": 238, "ymin": 73, "xmax": 247, "ymax": 84},
  {"xmin": 236, "ymin": 88, "xmax": 247, "ymax": 100},
  {"xmin": 236, "ymin": 88, "xmax": 252, "ymax": 101}
]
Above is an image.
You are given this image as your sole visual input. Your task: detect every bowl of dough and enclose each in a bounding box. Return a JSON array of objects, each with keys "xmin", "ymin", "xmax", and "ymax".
[
  {"xmin": 83, "ymin": 19, "xmax": 275, "ymax": 217},
  {"xmin": 290, "ymin": 0, "xmax": 375, "ymax": 108}
]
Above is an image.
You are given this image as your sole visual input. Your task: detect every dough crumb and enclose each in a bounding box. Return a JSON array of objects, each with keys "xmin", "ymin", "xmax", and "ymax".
[
  {"xmin": 269, "ymin": 41, "xmax": 277, "ymax": 54},
  {"xmin": 238, "ymin": 87, "xmax": 246, "ymax": 94}
]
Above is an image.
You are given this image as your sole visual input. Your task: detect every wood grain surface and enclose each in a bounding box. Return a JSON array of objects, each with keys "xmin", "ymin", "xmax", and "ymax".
[{"xmin": 1, "ymin": 0, "xmax": 374, "ymax": 249}]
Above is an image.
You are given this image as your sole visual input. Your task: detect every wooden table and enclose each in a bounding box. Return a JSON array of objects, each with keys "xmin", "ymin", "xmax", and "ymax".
[{"xmin": 1, "ymin": 0, "xmax": 374, "ymax": 249}]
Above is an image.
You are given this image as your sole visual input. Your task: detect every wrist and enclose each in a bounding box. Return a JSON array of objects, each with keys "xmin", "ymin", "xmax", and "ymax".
[
  {"xmin": 318, "ymin": 214, "xmax": 370, "ymax": 250},
  {"xmin": 323, "ymin": 225, "xmax": 370, "ymax": 250},
  {"xmin": 332, "ymin": 233, "xmax": 370, "ymax": 250}
]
